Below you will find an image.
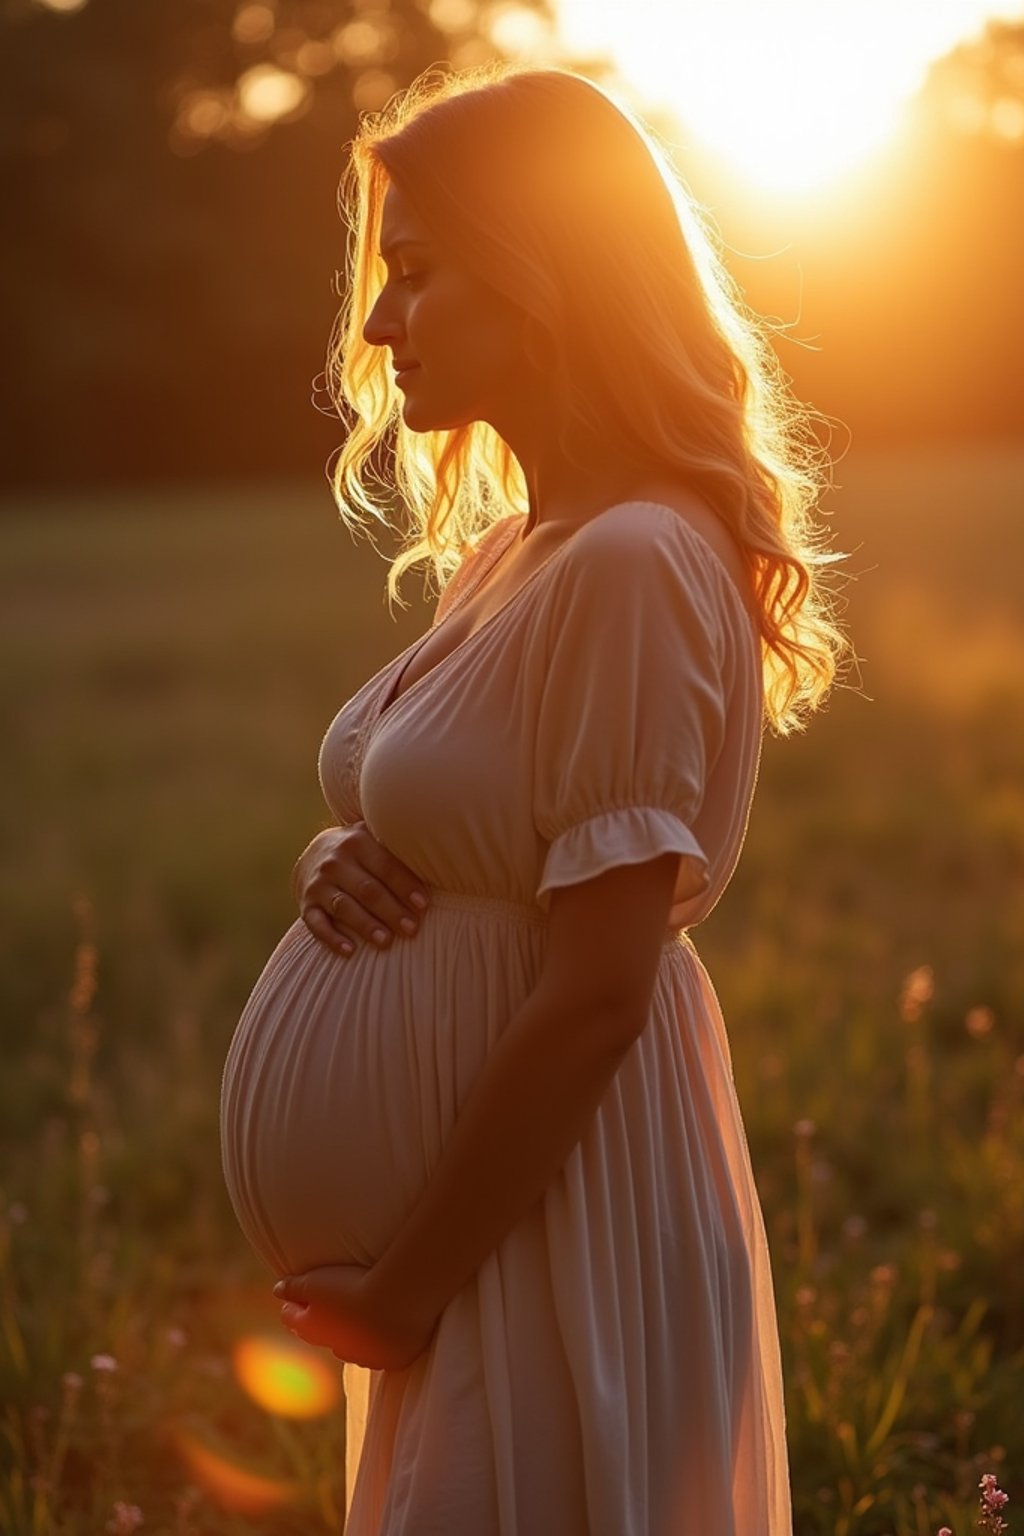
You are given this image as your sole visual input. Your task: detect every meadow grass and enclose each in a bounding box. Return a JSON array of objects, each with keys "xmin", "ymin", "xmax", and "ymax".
[{"xmin": 1, "ymin": 445, "xmax": 1022, "ymax": 1533}]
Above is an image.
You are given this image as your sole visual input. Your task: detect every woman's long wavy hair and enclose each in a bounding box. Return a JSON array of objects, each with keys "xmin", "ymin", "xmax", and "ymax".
[{"xmin": 325, "ymin": 62, "xmax": 850, "ymax": 735}]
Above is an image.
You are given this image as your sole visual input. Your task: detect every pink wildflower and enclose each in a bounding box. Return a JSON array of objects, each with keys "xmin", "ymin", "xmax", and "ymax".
[
  {"xmin": 978, "ymin": 1472, "xmax": 1009, "ymax": 1536},
  {"xmin": 90, "ymin": 1353, "xmax": 118, "ymax": 1372}
]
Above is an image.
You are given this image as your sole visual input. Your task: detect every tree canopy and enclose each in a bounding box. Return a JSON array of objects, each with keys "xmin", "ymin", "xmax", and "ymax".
[{"xmin": 2, "ymin": 2, "xmax": 1021, "ymax": 492}]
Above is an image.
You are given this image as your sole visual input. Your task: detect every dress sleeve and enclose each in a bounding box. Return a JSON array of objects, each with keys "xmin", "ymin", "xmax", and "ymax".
[{"xmin": 533, "ymin": 513, "xmax": 728, "ymax": 913}]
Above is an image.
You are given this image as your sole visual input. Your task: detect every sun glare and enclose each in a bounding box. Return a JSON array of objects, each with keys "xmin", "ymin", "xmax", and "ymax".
[{"xmin": 555, "ymin": 0, "xmax": 1024, "ymax": 194}]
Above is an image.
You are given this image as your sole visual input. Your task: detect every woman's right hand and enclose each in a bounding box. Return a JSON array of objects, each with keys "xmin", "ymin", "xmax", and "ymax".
[{"xmin": 293, "ymin": 824, "xmax": 429, "ymax": 958}]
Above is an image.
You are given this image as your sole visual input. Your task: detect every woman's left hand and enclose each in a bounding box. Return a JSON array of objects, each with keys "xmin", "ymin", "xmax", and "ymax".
[{"xmin": 273, "ymin": 1265, "xmax": 438, "ymax": 1372}]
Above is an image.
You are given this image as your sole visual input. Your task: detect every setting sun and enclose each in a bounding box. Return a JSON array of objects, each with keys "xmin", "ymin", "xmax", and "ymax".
[{"xmin": 555, "ymin": 0, "xmax": 1024, "ymax": 193}]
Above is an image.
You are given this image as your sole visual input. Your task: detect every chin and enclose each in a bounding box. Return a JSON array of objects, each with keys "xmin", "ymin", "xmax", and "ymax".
[
  {"xmin": 398, "ymin": 392, "xmax": 429, "ymax": 428},
  {"xmin": 402, "ymin": 399, "xmax": 474, "ymax": 433}
]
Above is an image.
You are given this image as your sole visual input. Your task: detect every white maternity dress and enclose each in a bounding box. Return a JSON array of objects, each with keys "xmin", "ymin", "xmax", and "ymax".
[{"xmin": 220, "ymin": 500, "xmax": 792, "ymax": 1535}]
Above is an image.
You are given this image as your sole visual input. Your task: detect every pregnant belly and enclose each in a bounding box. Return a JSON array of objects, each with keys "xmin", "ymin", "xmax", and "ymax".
[{"xmin": 220, "ymin": 894, "xmax": 545, "ymax": 1278}]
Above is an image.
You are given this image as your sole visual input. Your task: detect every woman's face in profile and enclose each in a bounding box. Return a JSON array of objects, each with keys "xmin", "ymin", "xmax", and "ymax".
[{"xmin": 363, "ymin": 180, "xmax": 533, "ymax": 433}]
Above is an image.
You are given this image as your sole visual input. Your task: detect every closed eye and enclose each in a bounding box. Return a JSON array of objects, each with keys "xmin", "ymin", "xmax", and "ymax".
[{"xmin": 396, "ymin": 271, "xmax": 425, "ymax": 289}]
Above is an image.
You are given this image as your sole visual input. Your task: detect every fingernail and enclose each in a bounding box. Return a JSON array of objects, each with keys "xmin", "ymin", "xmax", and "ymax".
[
  {"xmin": 273, "ymin": 1281, "xmax": 286, "ymax": 1296},
  {"xmin": 340, "ymin": 940, "xmax": 354, "ymax": 955},
  {"xmin": 372, "ymin": 927, "xmax": 389, "ymax": 946},
  {"xmin": 399, "ymin": 917, "xmax": 417, "ymax": 935},
  {"xmin": 409, "ymin": 891, "xmax": 428, "ymax": 910}
]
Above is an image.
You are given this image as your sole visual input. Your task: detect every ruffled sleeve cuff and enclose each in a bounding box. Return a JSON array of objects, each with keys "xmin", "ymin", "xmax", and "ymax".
[{"xmin": 536, "ymin": 806, "xmax": 708, "ymax": 914}]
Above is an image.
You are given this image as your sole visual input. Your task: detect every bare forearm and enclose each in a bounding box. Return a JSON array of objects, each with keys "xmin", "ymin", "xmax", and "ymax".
[{"xmin": 370, "ymin": 987, "xmax": 638, "ymax": 1325}]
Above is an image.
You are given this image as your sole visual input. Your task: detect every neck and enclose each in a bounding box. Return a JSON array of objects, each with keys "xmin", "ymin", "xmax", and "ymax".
[{"xmin": 520, "ymin": 432, "xmax": 660, "ymax": 538}]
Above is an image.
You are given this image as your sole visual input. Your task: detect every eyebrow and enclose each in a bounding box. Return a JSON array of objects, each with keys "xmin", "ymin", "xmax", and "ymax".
[{"xmin": 379, "ymin": 238, "xmax": 431, "ymax": 262}]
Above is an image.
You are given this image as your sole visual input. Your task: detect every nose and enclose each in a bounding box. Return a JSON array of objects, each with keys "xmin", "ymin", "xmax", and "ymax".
[{"xmin": 362, "ymin": 289, "xmax": 402, "ymax": 353}]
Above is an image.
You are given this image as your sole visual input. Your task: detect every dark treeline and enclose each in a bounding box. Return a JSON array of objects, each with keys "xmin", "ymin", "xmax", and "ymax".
[{"xmin": 3, "ymin": 0, "xmax": 1022, "ymax": 494}]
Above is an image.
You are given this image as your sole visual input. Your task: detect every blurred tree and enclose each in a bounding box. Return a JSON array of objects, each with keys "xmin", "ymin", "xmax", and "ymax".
[
  {"xmin": 0, "ymin": 2, "xmax": 1020, "ymax": 493},
  {"xmin": 921, "ymin": 18, "xmax": 1024, "ymax": 142},
  {"xmin": 0, "ymin": 0, "xmax": 557, "ymax": 490}
]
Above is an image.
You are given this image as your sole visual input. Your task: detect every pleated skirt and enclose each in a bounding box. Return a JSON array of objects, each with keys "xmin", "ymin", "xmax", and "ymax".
[{"xmin": 220, "ymin": 890, "xmax": 791, "ymax": 1535}]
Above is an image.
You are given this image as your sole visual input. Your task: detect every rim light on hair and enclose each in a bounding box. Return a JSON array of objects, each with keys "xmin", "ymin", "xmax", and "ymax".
[{"xmin": 325, "ymin": 62, "xmax": 851, "ymax": 736}]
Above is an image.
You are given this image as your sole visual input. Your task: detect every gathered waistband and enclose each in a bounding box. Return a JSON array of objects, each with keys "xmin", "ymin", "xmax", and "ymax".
[{"xmin": 425, "ymin": 887, "xmax": 694, "ymax": 954}]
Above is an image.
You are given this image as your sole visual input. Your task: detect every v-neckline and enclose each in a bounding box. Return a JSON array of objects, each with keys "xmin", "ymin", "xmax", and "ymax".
[
  {"xmin": 375, "ymin": 514, "xmax": 536, "ymax": 723},
  {"xmin": 372, "ymin": 500, "xmax": 758, "ymax": 728}
]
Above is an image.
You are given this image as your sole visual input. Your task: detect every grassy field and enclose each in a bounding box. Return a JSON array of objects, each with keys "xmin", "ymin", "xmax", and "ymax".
[{"xmin": 1, "ymin": 444, "xmax": 1022, "ymax": 1534}]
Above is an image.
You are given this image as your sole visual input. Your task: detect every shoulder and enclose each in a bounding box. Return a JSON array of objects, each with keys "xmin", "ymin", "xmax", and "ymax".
[
  {"xmin": 563, "ymin": 501, "xmax": 750, "ymax": 623},
  {"xmin": 615, "ymin": 481, "xmax": 747, "ymax": 575}
]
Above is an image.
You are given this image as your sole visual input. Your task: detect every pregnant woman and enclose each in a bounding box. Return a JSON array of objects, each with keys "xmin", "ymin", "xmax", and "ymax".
[{"xmin": 221, "ymin": 63, "xmax": 847, "ymax": 1535}]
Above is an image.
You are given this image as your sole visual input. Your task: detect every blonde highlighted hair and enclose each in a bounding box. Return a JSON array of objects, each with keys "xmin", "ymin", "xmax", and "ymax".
[{"xmin": 325, "ymin": 61, "xmax": 849, "ymax": 735}]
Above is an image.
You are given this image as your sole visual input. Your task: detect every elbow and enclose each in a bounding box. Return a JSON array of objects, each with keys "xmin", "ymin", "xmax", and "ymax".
[{"xmin": 535, "ymin": 974, "xmax": 653, "ymax": 1057}]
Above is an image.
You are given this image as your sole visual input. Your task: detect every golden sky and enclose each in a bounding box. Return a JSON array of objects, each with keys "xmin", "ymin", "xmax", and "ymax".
[{"xmin": 554, "ymin": 0, "xmax": 1024, "ymax": 193}]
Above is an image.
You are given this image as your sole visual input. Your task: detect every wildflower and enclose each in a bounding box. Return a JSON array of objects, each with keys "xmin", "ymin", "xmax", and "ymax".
[
  {"xmin": 795, "ymin": 1286, "xmax": 816, "ymax": 1308},
  {"xmin": 91, "ymin": 1353, "xmax": 118, "ymax": 1372},
  {"xmin": 106, "ymin": 1502, "xmax": 144, "ymax": 1534},
  {"xmin": 981, "ymin": 1475, "xmax": 1009, "ymax": 1509},
  {"xmin": 61, "ymin": 1371, "xmax": 83, "ymax": 1394},
  {"xmin": 842, "ymin": 1214, "xmax": 868, "ymax": 1241},
  {"xmin": 978, "ymin": 1472, "xmax": 1009, "ymax": 1535},
  {"xmin": 793, "ymin": 1118, "xmax": 816, "ymax": 1139},
  {"xmin": 870, "ymin": 1263, "xmax": 897, "ymax": 1287},
  {"xmin": 165, "ymin": 1327, "xmax": 187, "ymax": 1349},
  {"xmin": 937, "ymin": 1528, "xmax": 952, "ymax": 1535}
]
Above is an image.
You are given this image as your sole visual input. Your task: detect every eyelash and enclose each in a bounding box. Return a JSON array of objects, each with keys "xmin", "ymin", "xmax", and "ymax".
[{"xmin": 395, "ymin": 271, "xmax": 424, "ymax": 289}]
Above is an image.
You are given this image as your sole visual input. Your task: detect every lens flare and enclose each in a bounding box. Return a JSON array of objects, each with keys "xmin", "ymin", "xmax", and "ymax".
[
  {"xmin": 233, "ymin": 1332, "xmax": 342, "ymax": 1419},
  {"xmin": 174, "ymin": 1429, "xmax": 301, "ymax": 1514}
]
